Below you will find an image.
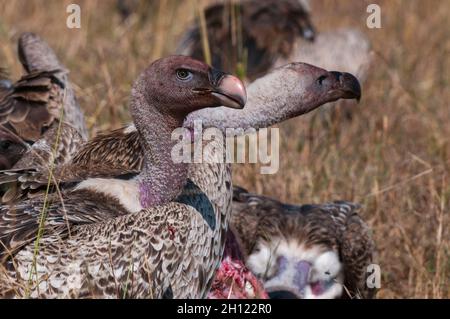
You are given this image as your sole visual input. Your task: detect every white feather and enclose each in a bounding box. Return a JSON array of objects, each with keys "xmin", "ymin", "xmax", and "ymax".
[{"xmin": 74, "ymin": 178, "xmax": 142, "ymax": 213}]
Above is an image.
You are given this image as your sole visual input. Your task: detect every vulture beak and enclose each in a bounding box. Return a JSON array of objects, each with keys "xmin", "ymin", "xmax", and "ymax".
[
  {"xmin": 208, "ymin": 68, "xmax": 247, "ymax": 109},
  {"xmin": 265, "ymin": 258, "xmax": 312, "ymax": 299},
  {"xmin": 294, "ymin": 260, "xmax": 312, "ymax": 294},
  {"xmin": 327, "ymin": 71, "xmax": 362, "ymax": 102}
]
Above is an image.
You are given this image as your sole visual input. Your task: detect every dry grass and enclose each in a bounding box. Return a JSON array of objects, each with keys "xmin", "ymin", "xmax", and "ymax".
[{"xmin": 0, "ymin": 0, "xmax": 448, "ymax": 298}]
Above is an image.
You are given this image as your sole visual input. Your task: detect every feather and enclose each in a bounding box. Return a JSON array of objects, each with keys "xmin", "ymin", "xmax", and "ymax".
[{"xmin": 0, "ymin": 33, "xmax": 87, "ymax": 171}]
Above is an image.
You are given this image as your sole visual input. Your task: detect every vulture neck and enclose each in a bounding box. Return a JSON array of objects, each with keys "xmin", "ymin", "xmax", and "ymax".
[
  {"xmin": 130, "ymin": 84, "xmax": 187, "ymax": 209},
  {"xmin": 186, "ymin": 75, "xmax": 298, "ymax": 132}
]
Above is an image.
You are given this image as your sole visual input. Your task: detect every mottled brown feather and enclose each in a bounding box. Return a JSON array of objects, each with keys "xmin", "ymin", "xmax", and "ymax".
[
  {"xmin": 0, "ymin": 126, "xmax": 142, "ymax": 203},
  {"xmin": 0, "ymin": 122, "xmax": 85, "ymax": 203},
  {"xmin": 0, "ymin": 70, "xmax": 64, "ymax": 142},
  {"xmin": 0, "ymin": 159, "xmax": 232, "ymax": 299},
  {"xmin": 0, "ymin": 33, "xmax": 87, "ymax": 171}
]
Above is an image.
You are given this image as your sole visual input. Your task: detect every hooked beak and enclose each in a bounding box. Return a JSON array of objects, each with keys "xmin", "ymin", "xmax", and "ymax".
[
  {"xmin": 208, "ymin": 68, "xmax": 247, "ymax": 109},
  {"xmin": 327, "ymin": 71, "xmax": 362, "ymax": 102},
  {"xmin": 265, "ymin": 260, "xmax": 311, "ymax": 299}
]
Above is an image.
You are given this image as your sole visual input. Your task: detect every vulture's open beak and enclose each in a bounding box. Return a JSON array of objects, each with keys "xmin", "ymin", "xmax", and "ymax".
[
  {"xmin": 327, "ymin": 71, "xmax": 362, "ymax": 102},
  {"xmin": 209, "ymin": 68, "xmax": 247, "ymax": 109}
]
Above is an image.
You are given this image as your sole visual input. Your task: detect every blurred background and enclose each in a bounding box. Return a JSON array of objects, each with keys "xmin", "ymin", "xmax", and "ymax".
[{"xmin": 0, "ymin": 0, "xmax": 448, "ymax": 298}]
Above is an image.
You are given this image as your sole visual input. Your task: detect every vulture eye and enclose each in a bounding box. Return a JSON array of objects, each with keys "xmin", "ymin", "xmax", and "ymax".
[
  {"xmin": 176, "ymin": 69, "xmax": 193, "ymax": 81},
  {"xmin": 317, "ymin": 75, "xmax": 327, "ymax": 85},
  {"xmin": 0, "ymin": 140, "xmax": 11, "ymax": 151}
]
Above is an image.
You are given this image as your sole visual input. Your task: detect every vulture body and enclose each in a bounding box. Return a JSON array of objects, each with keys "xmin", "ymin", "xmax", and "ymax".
[
  {"xmin": 0, "ymin": 56, "xmax": 247, "ymax": 298},
  {"xmin": 0, "ymin": 33, "xmax": 87, "ymax": 170},
  {"xmin": 1, "ymin": 159, "xmax": 233, "ymax": 299},
  {"xmin": 231, "ymin": 187, "xmax": 377, "ymax": 299}
]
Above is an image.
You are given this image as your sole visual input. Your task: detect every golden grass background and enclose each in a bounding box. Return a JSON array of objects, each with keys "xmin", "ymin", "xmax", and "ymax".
[{"xmin": 0, "ymin": 0, "xmax": 448, "ymax": 298}]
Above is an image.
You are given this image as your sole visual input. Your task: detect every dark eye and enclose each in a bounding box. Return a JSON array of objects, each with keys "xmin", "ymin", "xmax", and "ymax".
[
  {"xmin": 0, "ymin": 140, "xmax": 11, "ymax": 151},
  {"xmin": 317, "ymin": 75, "xmax": 327, "ymax": 85},
  {"xmin": 176, "ymin": 69, "xmax": 193, "ymax": 81}
]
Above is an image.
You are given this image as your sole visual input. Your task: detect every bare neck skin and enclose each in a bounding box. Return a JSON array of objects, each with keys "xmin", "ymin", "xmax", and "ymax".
[{"xmin": 130, "ymin": 84, "xmax": 187, "ymax": 209}]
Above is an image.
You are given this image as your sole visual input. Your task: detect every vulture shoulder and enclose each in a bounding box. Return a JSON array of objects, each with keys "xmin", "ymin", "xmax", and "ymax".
[
  {"xmin": 0, "ymin": 121, "xmax": 85, "ymax": 203},
  {"xmin": 71, "ymin": 125, "xmax": 142, "ymax": 173}
]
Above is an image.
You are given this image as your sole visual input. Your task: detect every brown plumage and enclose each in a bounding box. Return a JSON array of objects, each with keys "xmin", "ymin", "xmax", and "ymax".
[
  {"xmin": 0, "ymin": 121, "xmax": 85, "ymax": 203},
  {"xmin": 0, "ymin": 125, "xmax": 139, "ymax": 204},
  {"xmin": 0, "ymin": 160, "xmax": 232, "ymax": 299},
  {"xmin": 230, "ymin": 186, "xmax": 377, "ymax": 299},
  {"xmin": 0, "ymin": 70, "xmax": 65, "ymax": 143},
  {"xmin": 0, "ymin": 33, "xmax": 87, "ymax": 170},
  {"xmin": 177, "ymin": 0, "xmax": 315, "ymax": 80}
]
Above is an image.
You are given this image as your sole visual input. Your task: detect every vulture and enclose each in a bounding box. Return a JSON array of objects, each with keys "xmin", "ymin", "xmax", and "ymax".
[
  {"xmin": 0, "ymin": 61, "xmax": 362, "ymax": 298},
  {"xmin": 0, "ymin": 56, "xmax": 246, "ymax": 298},
  {"xmin": 230, "ymin": 187, "xmax": 377, "ymax": 299},
  {"xmin": 0, "ymin": 33, "xmax": 88, "ymax": 171}
]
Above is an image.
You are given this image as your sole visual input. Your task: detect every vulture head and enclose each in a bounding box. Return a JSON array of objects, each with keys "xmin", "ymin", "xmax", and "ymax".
[
  {"xmin": 247, "ymin": 62, "xmax": 361, "ymax": 124},
  {"xmin": 131, "ymin": 55, "xmax": 246, "ymax": 122},
  {"xmin": 248, "ymin": 238, "xmax": 344, "ymax": 299},
  {"xmin": 229, "ymin": 188, "xmax": 376, "ymax": 299},
  {"xmin": 184, "ymin": 62, "xmax": 361, "ymax": 132}
]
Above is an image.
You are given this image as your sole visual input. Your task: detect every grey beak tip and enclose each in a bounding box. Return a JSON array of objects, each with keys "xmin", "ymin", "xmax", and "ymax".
[{"xmin": 342, "ymin": 72, "xmax": 362, "ymax": 101}]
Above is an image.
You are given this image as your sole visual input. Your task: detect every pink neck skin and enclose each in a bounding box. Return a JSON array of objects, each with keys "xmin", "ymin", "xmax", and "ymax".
[{"xmin": 131, "ymin": 86, "xmax": 189, "ymax": 209}]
